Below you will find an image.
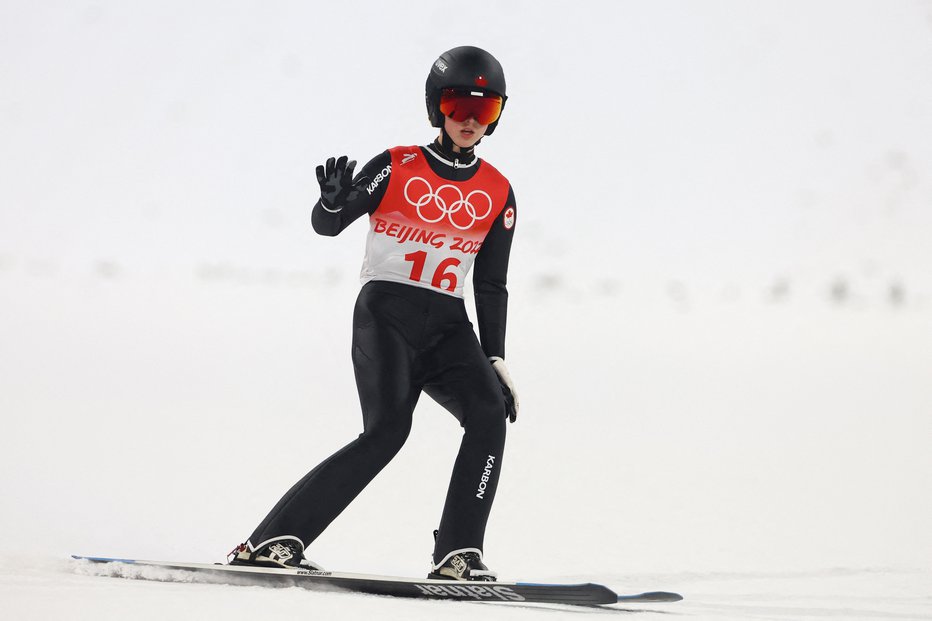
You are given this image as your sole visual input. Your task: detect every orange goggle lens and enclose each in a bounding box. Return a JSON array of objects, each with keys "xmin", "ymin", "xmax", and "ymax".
[{"xmin": 439, "ymin": 89, "xmax": 503, "ymax": 126}]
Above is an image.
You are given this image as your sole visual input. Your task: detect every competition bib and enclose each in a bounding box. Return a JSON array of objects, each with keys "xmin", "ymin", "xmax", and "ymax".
[{"xmin": 360, "ymin": 146, "xmax": 511, "ymax": 298}]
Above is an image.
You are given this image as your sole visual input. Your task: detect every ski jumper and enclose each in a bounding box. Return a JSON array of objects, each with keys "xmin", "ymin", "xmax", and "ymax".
[{"xmin": 247, "ymin": 141, "xmax": 517, "ymax": 565}]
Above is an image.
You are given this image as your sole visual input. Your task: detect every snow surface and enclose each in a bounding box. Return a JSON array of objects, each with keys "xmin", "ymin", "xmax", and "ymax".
[{"xmin": 2, "ymin": 1, "xmax": 932, "ymax": 619}]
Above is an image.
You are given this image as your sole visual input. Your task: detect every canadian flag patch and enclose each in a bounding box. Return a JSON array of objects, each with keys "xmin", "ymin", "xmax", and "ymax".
[{"xmin": 503, "ymin": 206, "xmax": 516, "ymax": 230}]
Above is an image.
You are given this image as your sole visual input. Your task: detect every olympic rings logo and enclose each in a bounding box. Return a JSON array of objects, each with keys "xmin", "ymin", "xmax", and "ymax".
[{"xmin": 403, "ymin": 176, "xmax": 493, "ymax": 231}]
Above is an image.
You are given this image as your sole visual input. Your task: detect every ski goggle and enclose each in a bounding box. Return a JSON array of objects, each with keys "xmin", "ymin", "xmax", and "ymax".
[{"xmin": 439, "ymin": 88, "xmax": 504, "ymax": 126}]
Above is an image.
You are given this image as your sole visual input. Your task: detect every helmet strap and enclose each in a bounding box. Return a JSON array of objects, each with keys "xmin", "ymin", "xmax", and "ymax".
[{"xmin": 438, "ymin": 126, "xmax": 479, "ymax": 160}]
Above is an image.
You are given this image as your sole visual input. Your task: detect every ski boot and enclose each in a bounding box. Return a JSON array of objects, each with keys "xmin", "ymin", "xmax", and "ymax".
[
  {"xmin": 429, "ymin": 549, "xmax": 497, "ymax": 581},
  {"xmin": 228, "ymin": 536, "xmax": 324, "ymax": 570}
]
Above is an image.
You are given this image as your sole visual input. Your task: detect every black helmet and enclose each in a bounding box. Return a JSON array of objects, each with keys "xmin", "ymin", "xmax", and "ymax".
[{"xmin": 425, "ymin": 46, "xmax": 508, "ymax": 136}]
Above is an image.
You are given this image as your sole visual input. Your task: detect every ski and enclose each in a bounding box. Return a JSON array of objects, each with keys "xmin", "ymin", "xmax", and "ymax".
[{"xmin": 72, "ymin": 555, "xmax": 682, "ymax": 607}]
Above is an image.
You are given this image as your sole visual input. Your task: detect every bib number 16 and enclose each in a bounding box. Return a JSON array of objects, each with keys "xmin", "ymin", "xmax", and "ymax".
[{"xmin": 404, "ymin": 251, "xmax": 460, "ymax": 292}]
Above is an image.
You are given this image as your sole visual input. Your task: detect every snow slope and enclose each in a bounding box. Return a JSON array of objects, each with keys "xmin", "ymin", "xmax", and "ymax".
[{"xmin": 2, "ymin": 1, "xmax": 931, "ymax": 619}]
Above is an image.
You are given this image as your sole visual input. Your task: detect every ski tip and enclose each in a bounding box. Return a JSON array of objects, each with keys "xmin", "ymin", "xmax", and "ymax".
[{"xmin": 617, "ymin": 590, "xmax": 683, "ymax": 603}]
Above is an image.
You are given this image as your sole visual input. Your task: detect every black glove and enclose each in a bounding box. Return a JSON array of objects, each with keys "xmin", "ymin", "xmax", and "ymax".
[
  {"xmin": 316, "ymin": 155, "xmax": 363, "ymax": 211},
  {"xmin": 500, "ymin": 383, "xmax": 517, "ymax": 424}
]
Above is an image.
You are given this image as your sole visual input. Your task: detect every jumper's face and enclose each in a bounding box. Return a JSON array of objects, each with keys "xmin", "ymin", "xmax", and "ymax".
[{"xmin": 443, "ymin": 114, "xmax": 488, "ymax": 151}]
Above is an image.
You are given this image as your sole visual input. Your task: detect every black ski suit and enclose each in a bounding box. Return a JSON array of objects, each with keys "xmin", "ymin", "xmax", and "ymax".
[{"xmin": 247, "ymin": 139, "xmax": 517, "ymax": 565}]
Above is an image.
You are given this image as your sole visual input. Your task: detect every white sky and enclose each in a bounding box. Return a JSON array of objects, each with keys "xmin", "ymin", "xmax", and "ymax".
[{"xmin": 1, "ymin": 0, "xmax": 930, "ymax": 293}]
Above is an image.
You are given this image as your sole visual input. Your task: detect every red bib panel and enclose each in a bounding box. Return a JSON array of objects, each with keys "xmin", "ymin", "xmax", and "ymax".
[{"xmin": 360, "ymin": 146, "xmax": 510, "ymax": 298}]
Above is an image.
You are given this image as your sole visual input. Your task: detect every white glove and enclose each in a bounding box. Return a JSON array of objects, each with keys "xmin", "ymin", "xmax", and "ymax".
[{"xmin": 489, "ymin": 357, "xmax": 519, "ymax": 423}]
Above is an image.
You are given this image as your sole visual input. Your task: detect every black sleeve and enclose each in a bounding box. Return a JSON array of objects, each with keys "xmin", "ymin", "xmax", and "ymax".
[
  {"xmin": 311, "ymin": 150, "xmax": 392, "ymax": 236},
  {"xmin": 473, "ymin": 184, "xmax": 516, "ymax": 359}
]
